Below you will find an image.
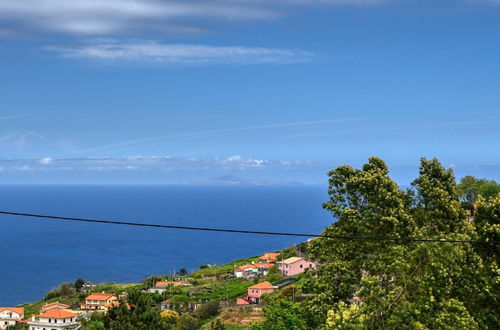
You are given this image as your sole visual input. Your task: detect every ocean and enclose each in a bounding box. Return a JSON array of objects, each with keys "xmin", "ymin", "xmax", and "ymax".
[{"xmin": 0, "ymin": 185, "xmax": 331, "ymax": 306}]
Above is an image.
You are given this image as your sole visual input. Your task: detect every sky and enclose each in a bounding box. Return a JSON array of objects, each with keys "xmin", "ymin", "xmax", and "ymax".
[{"xmin": 1, "ymin": 0, "xmax": 499, "ymax": 184}]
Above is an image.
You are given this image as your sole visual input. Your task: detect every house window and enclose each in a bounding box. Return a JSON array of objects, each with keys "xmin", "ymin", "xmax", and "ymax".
[
  {"xmin": 300, "ymin": 265, "xmax": 303, "ymax": 268},
  {"xmin": 309, "ymin": 264, "xmax": 312, "ymax": 268}
]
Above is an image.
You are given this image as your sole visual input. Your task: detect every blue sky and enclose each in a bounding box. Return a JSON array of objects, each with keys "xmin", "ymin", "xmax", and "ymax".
[{"xmin": 1, "ymin": 0, "xmax": 499, "ymax": 184}]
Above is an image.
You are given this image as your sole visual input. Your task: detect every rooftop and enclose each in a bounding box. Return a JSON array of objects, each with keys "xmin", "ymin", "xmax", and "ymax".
[
  {"xmin": 280, "ymin": 257, "xmax": 304, "ymax": 264},
  {"xmin": 249, "ymin": 281, "xmax": 275, "ymax": 290},
  {"xmin": 85, "ymin": 293, "xmax": 115, "ymax": 301},
  {"xmin": 260, "ymin": 252, "xmax": 280, "ymax": 260},
  {"xmin": 0, "ymin": 307, "xmax": 24, "ymax": 315},
  {"xmin": 37, "ymin": 309, "xmax": 77, "ymax": 319}
]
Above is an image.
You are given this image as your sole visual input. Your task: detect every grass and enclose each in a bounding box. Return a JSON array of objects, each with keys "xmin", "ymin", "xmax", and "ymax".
[{"xmin": 190, "ymin": 256, "xmax": 260, "ymax": 278}]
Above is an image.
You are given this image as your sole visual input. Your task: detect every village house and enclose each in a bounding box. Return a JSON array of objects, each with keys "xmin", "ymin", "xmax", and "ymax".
[
  {"xmin": 234, "ymin": 263, "xmax": 274, "ymax": 279},
  {"xmin": 27, "ymin": 309, "xmax": 80, "ymax": 330},
  {"xmin": 80, "ymin": 293, "xmax": 118, "ymax": 312},
  {"xmin": 148, "ymin": 281, "xmax": 191, "ymax": 294},
  {"xmin": 41, "ymin": 302, "xmax": 70, "ymax": 314},
  {"xmin": 258, "ymin": 252, "xmax": 280, "ymax": 263},
  {"xmin": 0, "ymin": 307, "xmax": 24, "ymax": 330},
  {"xmin": 278, "ymin": 257, "xmax": 317, "ymax": 276},
  {"xmin": 237, "ymin": 281, "xmax": 276, "ymax": 305}
]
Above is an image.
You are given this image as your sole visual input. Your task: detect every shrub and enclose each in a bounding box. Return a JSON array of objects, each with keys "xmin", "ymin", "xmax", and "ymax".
[
  {"xmin": 194, "ymin": 300, "xmax": 220, "ymax": 319},
  {"xmin": 175, "ymin": 313, "xmax": 199, "ymax": 330}
]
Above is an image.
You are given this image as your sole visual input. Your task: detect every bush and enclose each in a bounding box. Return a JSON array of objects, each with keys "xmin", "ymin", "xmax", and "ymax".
[
  {"xmin": 175, "ymin": 313, "xmax": 199, "ymax": 330},
  {"xmin": 160, "ymin": 310, "xmax": 179, "ymax": 325},
  {"xmin": 194, "ymin": 300, "xmax": 220, "ymax": 319},
  {"xmin": 45, "ymin": 288, "xmax": 60, "ymax": 300},
  {"xmin": 210, "ymin": 319, "xmax": 226, "ymax": 330},
  {"xmin": 59, "ymin": 282, "xmax": 74, "ymax": 297}
]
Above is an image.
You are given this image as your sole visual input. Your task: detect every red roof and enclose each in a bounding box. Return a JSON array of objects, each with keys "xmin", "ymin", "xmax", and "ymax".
[
  {"xmin": 254, "ymin": 262, "xmax": 274, "ymax": 268},
  {"xmin": 249, "ymin": 281, "xmax": 275, "ymax": 290},
  {"xmin": 41, "ymin": 302, "xmax": 70, "ymax": 312},
  {"xmin": 260, "ymin": 253, "xmax": 280, "ymax": 261},
  {"xmin": 235, "ymin": 264, "xmax": 254, "ymax": 272},
  {"xmin": 38, "ymin": 309, "xmax": 77, "ymax": 319},
  {"xmin": 0, "ymin": 307, "xmax": 24, "ymax": 315},
  {"xmin": 85, "ymin": 293, "xmax": 115, "ymax": 301}
]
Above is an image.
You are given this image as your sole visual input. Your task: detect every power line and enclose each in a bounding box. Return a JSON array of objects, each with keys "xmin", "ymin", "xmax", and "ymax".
[{"xmin": 0, "ymin": 210, "xmax": 498, "ymax": 245}]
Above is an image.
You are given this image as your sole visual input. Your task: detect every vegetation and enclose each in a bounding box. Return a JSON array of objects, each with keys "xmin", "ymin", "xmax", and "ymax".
[
  {"xmin": 15, "ymin": 157, "xmax": 499, "ymax": 329},
  {"xmin": 252, "ymin": 157, "xmax": 498, "ymax": 329},
  {"xmin": 458, "ymin": 175, "xmax": 500, "ymax": 202}
]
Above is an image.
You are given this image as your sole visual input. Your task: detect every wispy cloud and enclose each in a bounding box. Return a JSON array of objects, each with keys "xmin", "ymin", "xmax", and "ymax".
[
  {"xmin": 290, "ymin": 119, "xmax": 500, "ymax": 138},
  {"xmin": 75, "ymin": 117, "xmax": 365, "ymax": 153},
  {"xmin": 0, "ymin": 115, "xmax": 23, "ymax": 120},
  {"xmin": 0, "ymin": 131, "xmax": 44, "ymax": 150},
  {"xmin": 0, "ymin": 0, "xmax": 389, "ymax": 37},
  {"xmin": 46, "ymin": 40, "xmax": 313, "ymax": 65}
]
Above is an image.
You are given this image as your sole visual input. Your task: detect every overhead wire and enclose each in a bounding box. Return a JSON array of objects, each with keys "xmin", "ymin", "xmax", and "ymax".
[{"xmin": 1, "ymin": 210, "xmax": 498, "ymax": 245}]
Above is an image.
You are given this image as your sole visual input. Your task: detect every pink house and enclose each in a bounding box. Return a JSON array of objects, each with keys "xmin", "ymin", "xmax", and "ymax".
[
  {"xmin": 278, "ymin": 257, "xmax": 317, "ymax": 276},
  {"xmin": 237, "ymin": 281, "xmax": 276, "ymax": 305}
]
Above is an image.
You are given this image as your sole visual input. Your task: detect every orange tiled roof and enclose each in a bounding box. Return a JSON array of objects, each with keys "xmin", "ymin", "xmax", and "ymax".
[
  {"xmin": 249, "ymin": 281, "xmax": 275, "ymax": 290},
  {"xmin": 235, "ymin": 264, "xmax": 254, "ymax": 271},
  {"xmin": 0, "ymin": 307, "xmax": 24, "ymax": 315},
  {"xmin": 85, "ymin": 293, "xmax": 115, "ymax": 301},
  {"xmin": 42, "ymin": 302, "xmax": 70, "ymax": 312},
  {"xmin": 254, "ymin": 262, "xmax": 274, "ymax": 268},
  {"xmin": 260, "ymin": 253, "xmax": 280, "ymax": 260},
  {"xmin": 38, "ymin": 309, "xmax": 77, "ymax": 319}
]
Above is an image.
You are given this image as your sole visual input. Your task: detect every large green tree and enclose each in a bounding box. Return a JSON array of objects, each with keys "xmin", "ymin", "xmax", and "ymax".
[
  {"xmin": 457, "ymin": 175, "xmax": 500, "ymax": 203},
  {"xmin": 298, "ymin": 157, "xmax": 498, "ymax": 329}
]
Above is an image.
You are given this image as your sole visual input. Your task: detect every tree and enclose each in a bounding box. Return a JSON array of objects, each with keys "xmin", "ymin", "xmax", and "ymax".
[
  {"xmin": 74, "ymin": 278, "xmax": 86, "ymax": 291},
  {"xmin": 457, "ymin": 175, "xmax": 500, "ymax": 202},
  {"xmin": 297, "ymin": 157, "xmax": 498, "ymax": 329},
  {"xmin": 251, "ymin": 300, "xmax": 306, "ymax": 330},
  {"xmin": 101, "ymin": 292, "xmax": 171, "ymax": 330},
  {"xmin": 174, "ymin": 313, "xmax": 198, "ymax": 330},
  {"xmin": 194, "ymin": 300, "xmax": 220, "ymax": 320},
  {"xmin": 160, "ymin": 310, "xmax": 180, "ymax": 326},
  {"xmin": 178, "ymin": 268, "xmax": 188, "ymax": 276},
  {"xmin": 59, "ymin": 282, "xmax": 74, "ymax": 297}
]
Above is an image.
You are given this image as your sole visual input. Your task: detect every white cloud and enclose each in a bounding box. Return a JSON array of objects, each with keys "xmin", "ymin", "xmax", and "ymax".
[
  {"xmin": 39, "ymin": 157, "xmax": 53, "ymax": 165},
  {"xmin": 221, "ymin": 155, "xmax": 270, "ymax": 167},
  {"xmin": 0, "ymin": 0, "xmax": 394, "ymax": 37},
  {"xmin": 0, "ymin": 0, "xmax": 278, "ymax": 36},
  {"xmin": 46, "ymin": 41, "xmax": 312, "ymax": 65},
  {"xmin": 0, "ymin": 155, "xmax": 311, "ymax": 173}
]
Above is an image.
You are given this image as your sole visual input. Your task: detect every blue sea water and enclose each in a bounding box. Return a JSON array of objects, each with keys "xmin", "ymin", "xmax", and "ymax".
[{"xmin": 0, "ymin": 185, "xmax": 331, "ymax": 306}]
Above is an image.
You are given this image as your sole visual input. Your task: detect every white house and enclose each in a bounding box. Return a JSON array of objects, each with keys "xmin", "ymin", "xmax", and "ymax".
[
  {"xmin": 27, "ymin": 309, "xmax": 80, "ymax": 330},
  {"xmin": 234, "ymin": 263, "xmax": 274, "ymax": 279},
  {"xmin": 0, "ymin": 307, "xmax": 24, "ymax": 330}
]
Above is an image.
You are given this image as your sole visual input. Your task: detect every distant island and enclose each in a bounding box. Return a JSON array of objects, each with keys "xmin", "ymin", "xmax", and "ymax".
[{"xmin": 191, "ymin": 175, "xmax": 305, "ymax": 186}]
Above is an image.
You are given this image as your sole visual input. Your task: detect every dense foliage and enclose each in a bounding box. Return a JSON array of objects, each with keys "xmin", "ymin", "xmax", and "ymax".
[
  {"xmin": 291, "ymin": 157, "xmax": 499, "ymax": 329},
  {"xmin": 457, "ymin": 175, "xmax": 500, "ymax": 202}
]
